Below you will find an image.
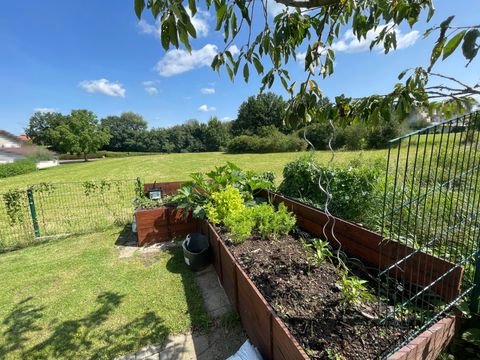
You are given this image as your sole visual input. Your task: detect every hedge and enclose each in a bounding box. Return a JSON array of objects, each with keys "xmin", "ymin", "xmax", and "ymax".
[{"xmin": 0, "ymin": 160, "xmax": 37, "ymax": 179}]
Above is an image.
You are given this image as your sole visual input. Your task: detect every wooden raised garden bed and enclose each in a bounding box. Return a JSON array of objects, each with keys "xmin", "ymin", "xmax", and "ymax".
[{"xmin": 136, "ymin": 182, "xmax": 462, "ymax": 359}]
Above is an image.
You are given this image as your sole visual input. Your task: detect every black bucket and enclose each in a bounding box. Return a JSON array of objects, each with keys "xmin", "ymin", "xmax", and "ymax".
[{"xmin": 182, "ymin": 233, "xmax": 210, "ymax": 271}]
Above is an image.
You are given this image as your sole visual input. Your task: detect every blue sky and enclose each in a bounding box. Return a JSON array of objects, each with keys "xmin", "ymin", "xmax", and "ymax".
[{"xmin": 0, "ymin": 1, "xmax": 478, "ymax": 134}]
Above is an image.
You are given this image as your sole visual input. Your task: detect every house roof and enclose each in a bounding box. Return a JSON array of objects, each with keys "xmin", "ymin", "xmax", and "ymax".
[
  {"xmin": 0, "ymin": 130, "xmax": 24, "ymax": 144},
  {"xmin": 17, "ymin": 135, "xmax": 30, "ymax": 142}
]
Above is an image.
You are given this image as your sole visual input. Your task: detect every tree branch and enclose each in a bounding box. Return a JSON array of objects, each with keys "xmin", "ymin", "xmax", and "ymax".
[{"xmin": 274, "ymin": 0, "xmax": 340, "ymax": 9}]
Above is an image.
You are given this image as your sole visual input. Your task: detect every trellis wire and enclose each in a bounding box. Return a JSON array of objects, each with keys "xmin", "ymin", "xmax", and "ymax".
[
  {"xmin": 378, "ymin": 111, "xmax": 480, "ymax": 357},
  {"xmin": 0, "ymin": 179, "xmax": 137, "ymax": 251}
]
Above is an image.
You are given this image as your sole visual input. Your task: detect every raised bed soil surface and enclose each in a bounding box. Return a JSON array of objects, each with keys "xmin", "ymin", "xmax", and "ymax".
[{"xmin": 227, "ymin": 233, "xmax": 404, "ymax": 359}]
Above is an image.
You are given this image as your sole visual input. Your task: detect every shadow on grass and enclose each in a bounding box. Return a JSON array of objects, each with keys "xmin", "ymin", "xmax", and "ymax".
[
  {"xmin": 114, "ymin": 225, "xmax": 137, "ymax": 247},
  {"xmin": 1, "ymin": 292, "xmax": 169, "ymax": 359},
  {"xmin": 0, "ymin": 297, "xmax": 44, "ymax": 357}
]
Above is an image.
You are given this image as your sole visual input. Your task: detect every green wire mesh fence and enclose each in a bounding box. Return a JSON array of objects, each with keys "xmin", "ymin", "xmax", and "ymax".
[
  {"xmin": 379, "ymin": 110, "xmax": 480, "ymax": 357},
  {"xmin": 0, "ymin": 179, "xmax": 137, "ymax": 251}
]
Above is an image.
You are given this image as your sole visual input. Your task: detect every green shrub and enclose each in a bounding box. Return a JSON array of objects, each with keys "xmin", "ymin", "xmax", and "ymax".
[
  {"xmin": 300, "ymin": 122, "xmax": 345, "ymax": 150},
  {"xmin": 0, "ymin": 160, "xmax": 37, "ymax": 179},
  {"xmin": 279, "ymin": 156, "xmax": 382, "ymax": 224},
  {"xmin": 338, "ymin": 273, "xmax": 374, "ymax": 307},
  {"xmin": 249, "ymin": 203, "xmax": 296, "ymax": 240},
  {"xmin": 224, "ymin": 209, "xmax": 255, "ymax": 245},
  {"xmin": 226, "ymin": 127, "xmax": 306, "ymax": 153},
  {"xmin": 343, "ymin": 123, "xmax": 368, "ymax": 150},
  {"xmin": 224, "ymin": 202, "xmax": 296, "ymax": 243},
  {"xmin": 205, "ymin": 185, "xmax": 246, "ymax": 224},
  {"xmin": 26, "ymin": 148, "xmax": 55, "ymax": 162},
  {"xmin": 366, "ymin": 119, "xmax": 402, "ymax": 149}
]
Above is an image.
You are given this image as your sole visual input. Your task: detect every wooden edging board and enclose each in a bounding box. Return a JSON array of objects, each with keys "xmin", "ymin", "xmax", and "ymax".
[{"xmin": 135, "ymin": 206, "xmax": 197, "ymax": 245}]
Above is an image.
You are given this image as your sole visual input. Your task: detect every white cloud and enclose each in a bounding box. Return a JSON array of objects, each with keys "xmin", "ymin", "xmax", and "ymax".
[
  {"xmin": 142, "ymin": 80, "xmax": 157, "ymax": 87},
  {"xmin": 155, "ymin": 44, "xmax": 218, "ymax": 76},
  {"xmin": 79, "ymin": 79, "xmax": 126, "ymax": 97},
  {"xmin": 143, "ymin": 80, "xmax": 159, "ymax": 95},
  {"xmin": 200, "ymin": 87, "xmax": 215, "ymax": 94},
  {"xmin": 221, "ymin": 116, "xmax": 232, "ymax": 121},
  {"xmin": 137, "ymin": 20, "xmax": 156, "ymax": 34},
  {"xmin": 228, "ymin": 45, "xmax": 240, "ymax": 56},
  {"xmin": 198, "ymin": 104, "xmax": 216, "ymax": 112},
  {"xmin": 296, "ymin": 52, "xmax": 307, "ymax": 64},
  {"xmin": 33, "ymin": 108, "xmax": 56, "ymax": 114},
  {"xmin": 332, "ymin": 24, "xmax": 419, "ymax": 53},
  {"xmin": 137, "ymin": 9, "xmax": 210, "ymax": 39},
  {"xmin": 145, "ymin": 87, "xmax": 159, "ymax": 95},
  {"xmin": 267, "ymin": 0, "xmax": 290, "ymax": 17}
]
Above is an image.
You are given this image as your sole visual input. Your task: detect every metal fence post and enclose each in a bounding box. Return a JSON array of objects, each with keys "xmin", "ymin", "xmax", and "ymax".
[
  {"xmin": 471, "ymin": 249, "xmax": 480, "ymax": 314},
  {"xmin": 27, "ymin": 189, "xmax": 41, "ymax": 238}
]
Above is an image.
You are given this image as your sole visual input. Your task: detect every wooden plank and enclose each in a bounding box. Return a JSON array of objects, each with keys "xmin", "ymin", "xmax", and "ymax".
[
  {"xmin": 143, "ymin": 181, "xmax": 185, "ymax": 197},
  {"xmin": 388, "ymin": 316, "xmax": 458, "ymax": 360},
  {"xmin": 236, "ymin": 266, "xmax": 273, "ymax": 360},
  {"xmin": 271, "ymin": 315, "xmax": 309, "ymax": 360},
  {"xmin": 135, "ymin": 206, "xmax": 197, "ymax": 245},
  {"xmin": 219, "ymin": 240, "xmax": 238, "ymax": 310}
]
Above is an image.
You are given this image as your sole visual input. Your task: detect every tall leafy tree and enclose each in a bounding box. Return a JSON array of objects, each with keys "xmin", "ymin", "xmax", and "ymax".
[
  {"xmin": 25, "ymin": 111, "xmax": 66, "ymax": 149},
  {"xmin": 232, "ymin": 92, "xmax": 287, "ymax": 136},
  {"xmin": 101, "ymin": 112, "xmax": 148, "ymax": 152},
  {"xmin": 205, "ymin": 117, "xmax": 231, "ymax": 151},
  {"xmin": 135, "ymin": 0, "xmax": 479, "ymax": 129},
  {"xmin": 50, "ymin": 110, "xmax": 111, "ymax": 161}
]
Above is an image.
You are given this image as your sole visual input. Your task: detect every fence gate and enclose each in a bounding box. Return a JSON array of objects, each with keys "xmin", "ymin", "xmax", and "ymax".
[{"xmin": 378, "ymin": 111, "xmax": 480, "ymax": 356}]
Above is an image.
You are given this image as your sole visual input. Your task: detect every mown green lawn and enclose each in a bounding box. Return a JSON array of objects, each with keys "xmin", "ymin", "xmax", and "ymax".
[
  {"xmin": 0, "ymin": 150, "xmax": 388, "ymax": 192},
  {"xmin": 0, "ymin": 228, "xmax": 209, "ymax": 359}
]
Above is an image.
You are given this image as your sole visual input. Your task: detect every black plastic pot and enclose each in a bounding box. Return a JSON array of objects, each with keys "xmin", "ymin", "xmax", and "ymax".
[{"xmin": 182, "ymin": 233, "xmax": 210, "ymax": 271}]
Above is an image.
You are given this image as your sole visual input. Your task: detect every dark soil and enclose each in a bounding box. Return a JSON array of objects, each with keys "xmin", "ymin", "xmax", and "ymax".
[{"xmin": 224, "ymin": 232, "xmax": 405, "ymax": 360}]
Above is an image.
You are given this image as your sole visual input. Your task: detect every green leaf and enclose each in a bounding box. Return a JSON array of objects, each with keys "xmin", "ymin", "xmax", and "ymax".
[
  {"xmin": 216, "ymin": 4, "xmax": 227, "ymax": 31},
  {"xmin": 185, "ymin": 19, "xmax": 197, "ymax": 38},
  {"xmin": 462, "ymin": 29, "xmax": 480, "ymax": 63},
  {"xmin": 134, "ymin": 0, "xmax": 145, "ymax": 19},
  {"xmin": 168, "ymin": 16, "xmax": 179, "ymax": 48},
  {"xmin": 231, "ymin": 12, "xmax": 238, "ymax": 35},
  {"xmin": 243, "ymin": 63, "xmax": 249, "ymax": 82},
  {"xmin": 160, "ymin": 21, "xmax": 170, "ymax": 50},
  {"xmin": 398, "ymin": 68, "xmax": 410, "ymax": 80},
  {"xmin": 462, "ymin": 328, "xmax": 480, "ymax": 347},
  {"xmin": 428, "ymin": 37, "xmax": 446, "ymax": 72},
  {"xmin": 252, "ymin": 57, "xmax": 264, "ymax": 74},
  {"xmin": 443, "ymin": 30, "xmax": 466, "ymax": 60},
  {"xmin": 188, "ymin": 0, "xmax": 197, "ymax": 16},
  {"xmin": 226, "ymin": 64, "xmax": 234, "ymax": 80}
]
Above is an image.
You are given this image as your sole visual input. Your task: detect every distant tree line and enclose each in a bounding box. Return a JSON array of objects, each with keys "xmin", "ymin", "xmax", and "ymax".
[{"xmin": 26, "ymin": 92, "xmax": 429, "ymax": 157}]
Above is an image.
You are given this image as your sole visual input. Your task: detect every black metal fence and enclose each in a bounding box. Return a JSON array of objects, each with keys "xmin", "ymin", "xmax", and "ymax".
[
  {"xmin": 0, "ymin": 179, "xmax": 137, "ymax": 251},
  {"xmin": 379, "ymin": 111, "xmax": 480, "ymax": 356}
]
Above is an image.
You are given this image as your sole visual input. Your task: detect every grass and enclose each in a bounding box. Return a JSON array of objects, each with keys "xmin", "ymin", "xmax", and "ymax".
[
  {"xmin": 0, "ymin": 150, "xmax": 388, "ymax": 192},
  {"xmin": 0, "ymin": 228, "xmax": 209, "ymax": 359},
  {"xmin": 0, "ymin": 150, "xmax": 389, "ymax": 250}
]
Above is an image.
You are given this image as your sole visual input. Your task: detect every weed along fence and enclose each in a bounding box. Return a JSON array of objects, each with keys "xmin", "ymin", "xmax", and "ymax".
[{"xmin": 0, "ymin": 179, "xmax": 137, "ymax": 250}]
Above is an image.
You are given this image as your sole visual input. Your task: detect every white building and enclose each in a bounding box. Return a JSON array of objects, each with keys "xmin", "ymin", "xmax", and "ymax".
[
  {"xmin": 0, "ymin": 130, "xmax": 26, "ymax": 164},
  {"xmin": 0, "ymin": 130, "xmax": 58, "ymax": 168}
]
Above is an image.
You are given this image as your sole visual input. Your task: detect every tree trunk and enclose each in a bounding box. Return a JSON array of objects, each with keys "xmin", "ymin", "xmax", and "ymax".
[{"xmin": 84, "ymin": 152, "xmax": 88, "ymax": 162}]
